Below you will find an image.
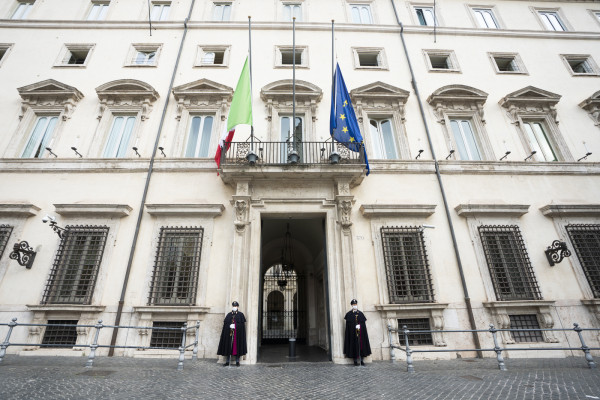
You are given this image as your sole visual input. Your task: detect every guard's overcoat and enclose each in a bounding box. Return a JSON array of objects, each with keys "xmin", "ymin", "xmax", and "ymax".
[
  {"xmin": 343, "ymin": 310, "xmax": 372, "ymax": 358},
  {"xmin": 217, "ymin": 311, "xmax": 247, "ymax": 357}
]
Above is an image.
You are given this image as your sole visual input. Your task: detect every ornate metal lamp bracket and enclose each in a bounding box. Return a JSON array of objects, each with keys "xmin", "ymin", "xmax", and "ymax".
[
  {"xmin": 545, "ymin": 240, "xmax": 571, "ymax": 266},
  {"xmin": 9, "ymin": 241, "xmax": 36, "ymax": 269}
]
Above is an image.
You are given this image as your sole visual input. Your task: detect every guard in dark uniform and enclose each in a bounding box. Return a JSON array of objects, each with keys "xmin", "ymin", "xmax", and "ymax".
[
  {"xmin": 343, "ymin": 299, "xmax": 371, "ymax": 366},
  {"xmin": 217, "ymin": 301, "xmax": 247, "ymax": 366}
]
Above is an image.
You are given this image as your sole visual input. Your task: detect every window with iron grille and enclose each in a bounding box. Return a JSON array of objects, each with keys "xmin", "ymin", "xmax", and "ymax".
[
  {"xmin": 0, "ymin": 224, "xmax": 14, "ymax": 260},
  {"xmin": 149, "ymin": 321, "xmax": 185, "ymax": 348},
  {"xmin": 566, "ymin": 224, "xmax": 600, "ymax": 298},
  {"xmin": 148, "ymin": 227, "xmax": 203, "ymax": 305},
  {"xmin": 381, "ymin": 227, "xmax": 434, "ymax": 303},
  {"xmin": 509, "ymin": 314, "xmax": 543, "ymax": 343},
  {"xmin": 42, "ymin": 226, "xmax": 109, "ymax": 305},
  {"xmin": 479, "ymin": 225, "xmax": 541, "ymax": 301},
  {"xmin": 398, "ymin": 318, "xmax": 433, "ymax": 346},
  {"xmin": 41, "ymin": 320, "xmax": 78, "ymax": 348}
]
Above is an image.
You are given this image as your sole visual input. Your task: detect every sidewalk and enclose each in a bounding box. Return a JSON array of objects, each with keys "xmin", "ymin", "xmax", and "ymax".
[{"xmin": 0, "ymin": 355, "xmax": 599, "ymax": 399}]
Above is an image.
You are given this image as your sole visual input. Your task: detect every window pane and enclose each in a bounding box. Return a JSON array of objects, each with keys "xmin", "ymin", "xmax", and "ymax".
[
  {"xmin": 38, "ymin": 117, "xmax": 58, "ymax": 157},
  {"xmin": 22, "ymin": 117, "xmax": 48, "ymax": 158},
  {"xmin": 199, "ymin": 116, "xmax": 213, "ymax": 157},
  {"xmin": 151, "ymin": 5, "xmax": 162, "ymax": 20},
  {"xmin": 115, "ymin": 117, "xmax": 136, "ymax": 157},
  {"xmin": 369, "ymin": 120, "xmax": 382, "ymax": 159},
  {"xmin": 104, "ymin": 116, "xmax": 124, "ymax": 157},
  {"xmin": 185, "ymin": 116, "xmax": 201, "ymax": 157},
  {"xmin": 351, "ymin": 7, "xmax": 361, "ymax": 23},
  {"xmin": 522, "ymin": 123, "xmax": 544, "ymax": 160},
  {"xmin": 222, "ymin": 4, "xmax": 231, "ymax": 21},
  {"xmin": 540, "ymin": 12, "xmax": 565, "ymax": 31},
  {"xmin": 482, "ymin": 11, "xmax": 498, "ymax": 28},
  {"xmin": 450, "ymin": 120, "xmax": 467, "ymax": 160},
  {"xmin": 12, "ymin": 3, "xmax": 32, "ymax": 19},
  {"xmin": 531, "ymin": 122, "xmax": 556, "ymax": 161},
  {"xmin": 87, "ymin": 4, "xmax": 100, "ymax": 20},
  {"xmin": 283, "ymin": 5, "xmax": 291, "ymax": 21},
  {"xmin": 423, "ymin": 8, "xmax": 435, "ymax": 26},
  {"xmin": 160, "ymin": 5, "xmax": 170, "ymax": 20},
  {"xmin": 416, "ymin": 9, "xmax": 426, "ymax": 25},
  {"xmin": 202, "ymin": 51, "xmax": 215, "ymax": 64},
  {"xmin": 381, "ymin": 120, "xmax": 397, "ymax": 159},
  {"xmin": 360, "ymin": 6, "xmax": 372, "ymax": 24},
  {"xmin": 98, "ymin": 4, "xmax": 108, "ymax": 19},
  {"xmin": 460, "ymin": 120, "xmax": 481, "ymax": 160},
  {"xmin": 293, "ymin": 5, "xmax": 301, "ymax": 21}
]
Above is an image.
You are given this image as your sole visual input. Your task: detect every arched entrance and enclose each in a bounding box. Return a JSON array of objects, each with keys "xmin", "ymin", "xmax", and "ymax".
[{"xmin": 262, "ymin": 265, "xmax": 304, "ymax": 343}]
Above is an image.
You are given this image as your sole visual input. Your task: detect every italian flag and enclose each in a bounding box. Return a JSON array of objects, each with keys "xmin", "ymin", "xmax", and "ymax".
[{"xmin": 214, "ymin": 57, "xmax": 252, "ymax": 169}]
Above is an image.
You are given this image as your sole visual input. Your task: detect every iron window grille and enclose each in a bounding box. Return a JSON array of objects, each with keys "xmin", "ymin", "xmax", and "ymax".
[
  {"xmin": 398, "ymin": 318, "xmax": 433, "ymax": 346},
  {"xmin": 509, "ymin": 314, "xmax": 544, "ymax": 343},
  {"xmin": 479, "ymin": 225, "xmax": 541, "ymax": 301},
  {"xmin": 381, "ymin": 227, "xmax": 434, "ymax": 303},
  {"xmin": 149, "ymin": 321, "xmax": 185, "ymax": 349},
  {"xmin": 148, "ymin": 227, "xmax": 203, "ymax": 306},
  {"xmin": 42, "ymin": 226, "xmax": 109, "ymax": 305},
  {"xmin": 41, "ymin": 320, "xmax": 78, "ymax": 348},
  {"xmin": 0, "ymin": 224, "xmax": 14, "ymax": 260},
  {"xmin": 566, "ymin": 224, "xmax": 600, "ymax": 298}
]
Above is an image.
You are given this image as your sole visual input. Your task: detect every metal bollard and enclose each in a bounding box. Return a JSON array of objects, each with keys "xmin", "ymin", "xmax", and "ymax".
[
  {"xmin": 403, "ymin": 325, "xmax": 414, "ymax": 373},
  {"xmin": 177, "ymin": 323, "xmax": 188, "ymax": 371},
  {"xmin": 573, "ymin": 323, "xmax": 597, "ymax": 369},
  {"xmin": 288, "ymin": 338, "xmax": 296, "ymax": 358},
  {"xmin": 387, "ymin": 323, "xmax": 396, "ymax": 362},
  {"xmin": 192, "ymin": 321, "xmax": 200, "ymax": 361},
  {"xmin": 0, "ymin": 318, "xmax": 17, "ymax": 364},
  {"xmin": 489, "ymin": 324, "xmax": 507, "ymax": 371},
  {"xmin": 86, "ymin": 320, "xmax": 103, "ymax": 368}
]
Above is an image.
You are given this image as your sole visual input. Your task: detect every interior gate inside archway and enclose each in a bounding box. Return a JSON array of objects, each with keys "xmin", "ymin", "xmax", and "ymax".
[{"xmin": 259, "ymin": 217, "xmax": 330, "ymax": 362}]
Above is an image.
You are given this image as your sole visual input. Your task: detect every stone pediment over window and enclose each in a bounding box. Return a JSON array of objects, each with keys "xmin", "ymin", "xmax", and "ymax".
[
  {"xmin": 260, "ymin": 80, "xmax": 323, "ymax": 120},
  {"xmin": 95, "ymin": 79, "xmax": 159, "ymax": 120},
  {"xmin": 579, "ymin": 90, "xmax": 600, "ymax": 127},
  {"xmin": 350, "ymin": 82, "xmax": 410, "ymax": 121},
  {"xmin": 172, "ymin": 79, "xmax": 233, "ymax": 120},
  {"xmin": 499, "ymin": 86, "xmax": 561, "ymax": 124},
  {"xmin": 427, "ymin": 85, "xmax": 488, "ymax": 123},
  {"xmin": 17, "ymin": 79, "xmax": 84, "ymax": 121}
]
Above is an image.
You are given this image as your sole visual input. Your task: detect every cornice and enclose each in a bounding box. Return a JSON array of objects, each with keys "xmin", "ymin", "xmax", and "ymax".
[
  {"xmin": 437, "ymin": 160, "xmax": 600, "ymax": 175},
  {"xmin": 27, "ymin": 305, "xmax": 106, "ymax": 313},
  {"xmin": 0, "ymin": 159, "xmax": 151, "ymax": 172},
  {"xmin": 54, "ymin": 204, "xmax": 132, "ymax": 218},
  {"xmin": 133, "ymin": 306, "xmax": 211, "ymax": 314},
  {"xmin": 540, "ymin": 204, "xmax": 600, "ymax": 217},
  {"xmin": 360, "ymin": 204, "xmax": 436, "ymax": 218},
  {"xmin": 482, "ymin": 300, "xmax": 556, "ymax": 309},
  {"xmin": 455, "ymin": 204, "xmax": 530, "ymax": 217},
  {"xmin": 374, "ymin": 303, "xmax": 449, "ymax": 312},
  {"xmin": 0, "ymin": 203, "xmax": 40, "ymax": 217},
  {"xmin": 145, "ymin": 203, "xmax": 225, "ymax": 217}
]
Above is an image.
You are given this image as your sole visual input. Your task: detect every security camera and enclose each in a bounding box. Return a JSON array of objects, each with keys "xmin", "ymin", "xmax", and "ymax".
[{"xmin": 42, "ymin": 215, "xmax": 56, "ymax": 224}]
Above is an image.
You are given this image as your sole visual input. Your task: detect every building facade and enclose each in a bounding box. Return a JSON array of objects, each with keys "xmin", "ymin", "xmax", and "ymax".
[{"xmin": 0, "ymin": 0, "xmax": 599, "ymax": 364}]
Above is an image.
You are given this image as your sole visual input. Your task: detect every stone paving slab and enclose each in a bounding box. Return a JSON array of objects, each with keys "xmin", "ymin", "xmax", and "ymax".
[{"xmin": 0, "ymin": 356, "xmax": 599, "ymax": 399}]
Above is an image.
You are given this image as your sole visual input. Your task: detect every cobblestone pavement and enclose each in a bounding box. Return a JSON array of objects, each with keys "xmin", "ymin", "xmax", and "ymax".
[{"xmin": 0, "ymin": 356, "xmax": 599, "ymax": 399}]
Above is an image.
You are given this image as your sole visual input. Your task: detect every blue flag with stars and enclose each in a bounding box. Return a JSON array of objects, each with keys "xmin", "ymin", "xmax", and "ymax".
[{"xmin": 330, "ymin": 63, "xmax": 370, "ymax": 175}]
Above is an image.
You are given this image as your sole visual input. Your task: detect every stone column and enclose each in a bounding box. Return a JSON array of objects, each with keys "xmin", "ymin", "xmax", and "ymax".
[
  {"xmin": 228, "ymin": 179, "xmax": 252, "ymax": 307},
  {"xmin": 335, "ymin": 179, "xmax": 357, "ymax": 305}
]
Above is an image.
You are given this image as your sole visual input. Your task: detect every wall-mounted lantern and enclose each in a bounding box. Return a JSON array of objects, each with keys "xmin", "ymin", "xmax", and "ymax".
[
  {"xmin": 9, "ymin": 241, "xmax": 36, "ymax": 269},
  {"xmin": 545, "ymin": 240, "xmax": 571, "ymax": 266}
]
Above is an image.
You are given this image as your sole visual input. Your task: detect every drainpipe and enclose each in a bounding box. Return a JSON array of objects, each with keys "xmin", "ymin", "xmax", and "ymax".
[
  {"xmin": 389, "ymin": 0, "xmax": 482, "ymax": 356},
  {"xmin": 108, "ymin": 0, "xmax": 196, "ymax": 356}
]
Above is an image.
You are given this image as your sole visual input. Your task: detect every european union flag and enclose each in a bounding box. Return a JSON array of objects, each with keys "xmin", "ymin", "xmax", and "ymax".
[{"xmin": 330, "ymin": 63, "xmax": 370, "ymax": 175}]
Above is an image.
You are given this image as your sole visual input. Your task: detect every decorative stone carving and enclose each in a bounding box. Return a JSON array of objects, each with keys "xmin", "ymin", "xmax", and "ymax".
[
  {"xmin": 234, "ymin": 199, "xmax": 249, "ymax": 232},
  {"xmin": 95, "ymin": 79, "xmax": 159, "ymax": 120},
  {"xmin": 338, "ymin": 199, "xmax": 353, "ymax": 230},
  {"xmin": 172, "ymin": 79, "xmax": 233, "ymax": 121},
  {"xmin": 579, "ymin": 90, "xmax": 600, "ymax": 127},
  {"xmin": 17, "ymin": 79, "xmax": 84, "ymax": 121},
  {"xmin": 350, "ymin": 81, "xmax": 410, "ymax": 122},
  {"xmin": 499, "ymin": 86, "xmax": 562, "ymax": 125},
  {"xmin": 427, "ymin": 85, "xmax": 489, "ymax": 124}
]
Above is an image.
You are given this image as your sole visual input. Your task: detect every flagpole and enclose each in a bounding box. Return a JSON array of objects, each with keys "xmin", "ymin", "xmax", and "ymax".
[
  {"xmin": 147, "ymin": 0, "xmax": 153, "ymax": 36},
  {"xmin": 331, "ymin": 20, "xmax": 337, "ymax": 153},
  {"xmin": 292, "ymin": 16, "xmax": 296, "ymax": 155},
  {"xmin": 248, "ymin": 16, "xmax": 254, "ymax": 150}
]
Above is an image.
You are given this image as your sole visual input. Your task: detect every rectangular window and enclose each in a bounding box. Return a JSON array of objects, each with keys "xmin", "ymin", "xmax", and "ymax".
[
  {"xmin": 150, "ymin": 321, "xmax": 185, "ymax": 348},
  {"xmin": 151, "ymin": 2, "xmax": 170, "ymax": 21},
  {"xmin": 350, "ymin": 4, "xmax": 372, "ymax": 24},
  {"xmin": 276, "ymin": 46, "xmax": 308, "ymax": 68},
  {"xmin": 0, "ymin": 44, "xmax": 12, "ymax": 66},
  {"xmin": 479, "ymin": 225, "xmax": 541, "ymax": 301},
  {"xmin": 358, "ymin": 52, "xmax": 380, "ymax": 67},
  {"xmin": 56, "ymin": 44, "xmax": 94, "ymax": 67},
  {"xmin": 197, "ymin": 46, "xmax": 228, "ymax": 66},
  {"xmin": 87, "ymin": 2, "xmax": 109, "ymax": 20},
  {"xmin": 133, "ymin": 49, "xmax": 157, "ymax": 65},
  {"xmin": 489, "ymin": 53, "xmax": 526, "ymax": 74},
  {"xmin": 0, "ymin": 225, "xmax": 14, "ymax": 260},
  {"xmin": 473, "ymin": 8, "xmax": 498, "ymax": 28},
  {"xmin": 369, "ymin": 119, "xmax": 397, "ymax": 159},
  {"xmin": 283, "ymin": 3, "xmax": 302, "ymax": 21},
  {"xmin": 21, "ymin": 116, "xmax": 59, "ymax": 158},
  {"xmin": 538, "ymin": 11, "xmax": 566, "ymax": 31},
  {"xmin": 41, "ymin": 320, "xmax": 78, "ymax": 348},
  {"xmin": 185, "ymin": 116, "xmax": 214, "ymax": 158},
  {"xmin": 522, "ymin": 121, "xmax": 557, "ymax": 162},
  {"xmin": 562, "ymin": 55, "xmax": 598, "ymax": 76},
  {"xmin": 381, "ymin": 227, "xmax": 434, "ymax": 303},
  {"xmin": 148, "ymin": 227, "xmax": 203, "ymax": 305},
  {"xmin": 213, "ymin": 3, "xmax": 231, "ymax": 21},
  {"xmin": 103, "ymin": 115, "xmax": 136, "ymax": 158},
  {"xmin": 280, "ymin": 116, "xmax": 303, "ymax": 163},
  {"xmin": 425, "ymin": 50, "xmax": 459, "ymax": 72},
  {"xmin": 415, "ymin": 6, "xmax": 435, "ymax": 26},
  {"xmin": 11, "ymin": 1, "xmax": 34, "ymax": 19},
  {"xmin": 509, "ymin": 315, "xmax": 543, "ymax": 343},
  {"xmin": 398, "ymin": 318, "xmax": 433, "ymax": 345},
  {"xmin": 449, "ymin": 119, "xmax": 481, "ymax": 161},
  {"xmin": 566, "ymin": 224, "xmax": 600, "ymax": 298},
  {"xmin": 42, "ymin": 226, "xmax": 109, "ymax": 305}
]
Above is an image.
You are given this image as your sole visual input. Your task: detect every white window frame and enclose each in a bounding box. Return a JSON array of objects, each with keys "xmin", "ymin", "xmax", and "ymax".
[
  {"xmin": 533, "ymin": 8, "xmax": 571, "ymax": 32},
  {"xmin": 86, "ymin": 1, "xmax": 109, "ymax": 20},
  {"xmin": 348, "ymin": 3, "xmax": 373, "ymax": 24},
  {"xmin": 126, "ymin": 44, "xmax": 162, "ymax": 67},
  {"xmin": 11, "ymin": 1, "xmax": 34, "ymax": 19},
  {"xmin": 521, "ymin": 120, "xmax": 557, "ymax": 162},
  {"xmin": 184, "ymin": 115, "xmax": 215, "ymax": 158},
  {"xmin": 591, "ymin": 10, "xmax": 600, "ymax": 27},
  {"xmin": 414, "ymin": 6, "xmax": 435, "ymax": 26},
  {"xmin": 352, "ymin": 47, "xmax": 388, "ymax": 70},
  {"xmin": 423, "ymin": 50, "xmax": 460, "ymax": 73},
  {"xmin": 282, "ymin": 2, "xmax": 303, "ymax": 22},
  {"xmin": 275, "ymin": 45, "xmax": 309, "ymax": 68},
  {"xmin": 0, "ymin": 44, "xmax": 14, "ymax": 67},
  {"xmin": 470, "ymin": 7, "xmax": 500, "ymax": 29},
  {"xmin": 194, "ymin": 45, "xmax": 230, "ymax": 67},
  {"xmin": 449, "ymin": 118, "xmax": 482, "ymax": 161},
  {"xmin": 150, "ymin": 1, "xmax": 171, "ymax": 21},
  {"xmin": 368, "ymin": 117, "xmax": 399, "ymax": 160},
  {"xmin": 54, "ymin": 44, "xmax": 95, "ymax": 68},
  {"xmin": 212, "ymin": 2, "xmax": 232, "ymax": 21},
  {"xmin": 280, "ymin": 115, "xmax": 304, "ymax": 162},
  {"xmin": 21, "ymin": 115, "xmax": 59, "ymax": 158},
  {"xmin": 488, "ymin": 52, "xmax": 527, "ymax": 75},
  {"xmin": 561, "ymin": 54, "xmax": 600, "ymax": 77},
  {"xmin": 408, "ymin": 3, "xmax": 443, "ymax": 27},
  {"xmin": 102, "ymin": 115, "xmax": 137, "ymax": 158}
]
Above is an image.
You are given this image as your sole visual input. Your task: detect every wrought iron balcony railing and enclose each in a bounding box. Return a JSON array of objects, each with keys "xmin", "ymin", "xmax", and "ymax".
[{"xmin": 221, "ymin": 140, "xmax": 365, "ymax": 166}]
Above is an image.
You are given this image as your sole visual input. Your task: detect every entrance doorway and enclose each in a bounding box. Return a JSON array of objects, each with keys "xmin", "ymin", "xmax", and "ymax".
[{"xmin": 258, "ymin": 217, "xmax": 330, "ymax": 363}]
